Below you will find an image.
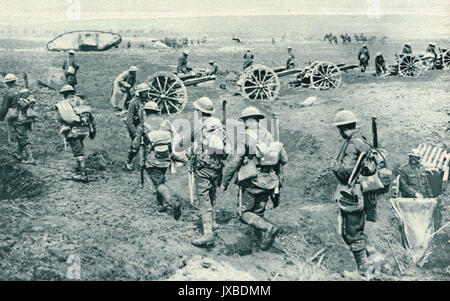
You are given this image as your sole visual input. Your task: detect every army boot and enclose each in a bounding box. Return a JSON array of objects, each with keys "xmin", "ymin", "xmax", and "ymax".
[
  {"xmin": 73, "ymin": 156, "xmax": 89, "ymax": 183},
  {"xmin": 191, "ymin": 211, "xmax": 214, "ymax": 248},
  {"xmin": 353, "ymin": 249, "xmax": 370, "ymax": 278},
  {"xmin": 125, "ymin": 150, "xmax": 137, "ymax": 171},
  {"xmin": 21, "ymin": 145, "xmax": 35, "ymax": 164},
  {"xmin": 261, "ymin": 222, "xmax": 280, "ymax": 251},
  {"xmin": 241, "ymin": 212, "xmax": 278, "ymax": 251}
]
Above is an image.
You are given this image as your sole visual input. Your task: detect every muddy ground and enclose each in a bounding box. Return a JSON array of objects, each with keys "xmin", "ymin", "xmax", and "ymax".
[{"xmin": 0, "ymin": 37, "xmax": 449, "ymax": 281}]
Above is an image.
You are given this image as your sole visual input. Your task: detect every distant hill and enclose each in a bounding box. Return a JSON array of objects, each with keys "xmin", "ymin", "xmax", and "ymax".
[{"xmin": 1, "ymin": 14, "xmax": 448, "ymax": 40}]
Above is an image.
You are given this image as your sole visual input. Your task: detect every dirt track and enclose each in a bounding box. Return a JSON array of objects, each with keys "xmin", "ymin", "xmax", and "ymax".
[{"xmin": 0, "ymin": 37, "xmax": 449, "ymax": 280}]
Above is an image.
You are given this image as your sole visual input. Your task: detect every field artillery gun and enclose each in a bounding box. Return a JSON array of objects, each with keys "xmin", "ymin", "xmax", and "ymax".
[
  {"xmin": 383, "ymin": 50, "xmax": 450, "ymax": 77},
  {"xmin": 238, "ymin": 61, "xmax": 358, "ymax": 101},
  {"xmin": 144, "ymin": 70, "xmax": 216, "ymax": 115}
]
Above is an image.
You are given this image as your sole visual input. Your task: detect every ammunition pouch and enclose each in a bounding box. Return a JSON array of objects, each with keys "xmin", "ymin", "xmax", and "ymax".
[
  {"xmin": 359, "ymin": 173, "xmax": 385, "ymax": 193},
  {"xmin": 334, "ymin": 183, "xmax": 364, "ymax": 213},
  {"xmin": 237, "ymin": 157, "xmax": 258, "ymax": 183}
]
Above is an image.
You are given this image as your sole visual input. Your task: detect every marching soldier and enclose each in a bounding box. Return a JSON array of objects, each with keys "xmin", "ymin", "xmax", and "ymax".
[
  {"xmin": 111, "ymin": 66, "xmax": 138, "ymax": 111},
  {"xmin": 1, "ymin": 74, "xmax": 37, "ymax": 163},
  {"xmin": 177, "ymin": 50, "xmax": 192, "ymax": 74},
  {"xmin": 286, "ymin": 47, "xmax": 296, "ymax": 69},
  {"xmin": 374, "ymin": 52, "xmax": 387, "ymax": 76},
  {"xmin": 221, "ymin": 106, "xmax": 288, "ymax": 251},
  {"xmin": 55, "ymin": 85, "xmax": 96, "ymax": 183},
  {"xmin": 62, "ymin": 50, "xmax": 80, "ymax": 88},
  {"xmin": 402, "ymin": 43, "xmax": 412, "ymax": 54},
  {"xmin": 358, "ymin": 44, "xmax": 370, "ymax": 73},
  {"xmin": 10, "ymin": 88, "xmax": 38, "ymax": 164},
  {"xmin": 331, "ymin": 110, "xmax": 377, "ymax": 278},
  {"xmin": 243, "ymin": 49, "xmax": 254, "ymax": 70},
  {"xmin": 189, "ymin": 97, "xmax": 229, "ymax": 248},
  {"xmin": 143, "ymin": 118, "xmax": 185, "ymax": 219},
  {"xmin": 125, "ymin": 83, "xmax": 155, "ymax": 171},
  {"xmin": 1, "ymin": 74, "xmax": 19, "ymax": 144},
  {"xmin": 398, "ymin": 149, "xmax": 433, "ymax": 198}
]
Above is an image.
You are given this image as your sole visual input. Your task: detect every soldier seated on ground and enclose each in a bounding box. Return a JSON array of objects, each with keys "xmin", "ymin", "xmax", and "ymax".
[{"xmin": 398, "ymin": 148, "xmax": 433, "ymax": 198}]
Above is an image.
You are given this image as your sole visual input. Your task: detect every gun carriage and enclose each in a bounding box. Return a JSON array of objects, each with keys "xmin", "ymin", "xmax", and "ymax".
[
  {"xmin": 144, "ymin": 70, "xmax": 216, "ymax": 115},
  {"xmin": 238, "ymin": 61, "xmax": 358, "ymax": 102}
]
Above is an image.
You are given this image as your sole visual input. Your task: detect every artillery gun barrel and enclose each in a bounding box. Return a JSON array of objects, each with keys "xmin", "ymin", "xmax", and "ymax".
[
  {"xmin": 276, "ymin": 68, "xmax": 305, "ymax": 78},
  {"xmin": 183, "ymin": 75, "xmax": 216, "ymax": 87}
]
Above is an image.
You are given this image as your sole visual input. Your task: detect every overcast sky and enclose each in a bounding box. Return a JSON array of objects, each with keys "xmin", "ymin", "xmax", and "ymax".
[{"xmin": 0, "ymin": 0, "xmax": 448, "ymax": 24}]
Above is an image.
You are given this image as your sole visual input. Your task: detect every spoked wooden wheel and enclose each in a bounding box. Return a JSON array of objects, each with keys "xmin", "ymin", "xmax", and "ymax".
[
  {"xmin": 442, "ymin": 49, "xmax": 450, "ymax": 69},
  {"xmin": 309, "ymin": 61, "xmax": 342, "ymax": 89},
  {"xmin": 240, "ymin": 64, "xmax": 280, "ymax": 101},
  {"xmin": 398, "ymin": 55, "xmax": 424, "ymax": 77},
  {"xmin": 145, "ymin": 72, "xmax": 187, "ymax": 115}
]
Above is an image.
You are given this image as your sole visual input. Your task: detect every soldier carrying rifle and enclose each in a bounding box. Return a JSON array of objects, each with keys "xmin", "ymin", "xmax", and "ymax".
[
  {"xmin": 221, "ymin": 106, "xmax": 288, "ymax": 251},
  {"xmin": 140, "ymin": 104, "xmax": 185, "ymax": 220},
  {"xmin": 188, "ymin": 97, "xmax": 229, "ymax": 248},
  {"xmin": 55, "ymin": 85, "xmax": 96, "ymax": 183}
]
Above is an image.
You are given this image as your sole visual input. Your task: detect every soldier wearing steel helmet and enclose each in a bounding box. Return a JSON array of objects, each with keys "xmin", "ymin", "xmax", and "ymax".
[
  {"xmin": 188, "ymin": 97, "xmax": 229, "ymax": 248},
  {"xmin": 331, "ymin": 109, "xmax": 378, "ymax": 278},
  {"xmin": 177, "ymin": 50, "xmax": 192, "ymax": 74},
  {"xmin": 62, "ymin": 50, "xmax": 80, "ymax": 88},
  {"xmin": 221, "ymin": 106, "xmax": 288, "ymax": 251},
  {"xmin": 2, "ymin": 74, "xmax": 37, "ymax": 163},
  {"xmin": 141, "ymin": 119, "xmax": 186, "ymax": 219},
  {"xmin": 125, "ymin": 83, "xmax": 156, "ymax": 171},
  {"xmin": 398, "ymin": 149, "xmax": 433, "ymax": 199},
  {"xmin": 55, "ymin": 85, "xmax": 96, "ymax": 182},
  {"xmin": 111, "ymin": 66, "xmax": 138, "ymax": 111}
]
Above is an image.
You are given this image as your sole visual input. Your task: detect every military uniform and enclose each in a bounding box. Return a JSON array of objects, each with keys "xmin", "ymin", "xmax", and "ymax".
[
  {"xmin": 402, "ymin": 46, "xmax": 412, "ymax": 54},
  {"xmin": 191, "ymin": 117, "xmax": 227, "ymax": 218},
  {"xmin": 286, "ymin": 51, "xmax": 295, "ymax": 69},
  {"xmin": 333, "ymin": 130, "xmax": 378, "ymax": 246},
  {"xmin": 223, "ymin": 128, "xmax": 288, "ymax": 217},
  {"xmin": 144, "ymin": 125, "xmax": 183, "ymax": 218},
  {"xmin": 243, "ymin": 52, "xmax": 254, "ymax": 70},
  {"xmin": 111, "ymin": 70, "xmax": 137, "ymax": 110},
  {"xmin": 55, "ymin": 89, "xmax": 95, "ymax": 182},
  {"xmin": 177, "ymin": 55, "xmax": 191, "ymax": 74},
  {"xmin": 222, "ymin": 107, "xmax": 288, "ymax": 251},
  {"xmin": 398, "ymin": 163, "xmax": 433, "ymax": 198},
  {"xmin": 62, "ymin": 58, "xmax": 80, "ymax": 88},
  {"xmin": 375, "ymin": 54, "xmax": 387, "ymax": 75},
  {"xmin": 358, "ymin": 47, "xmax": 370, "ymax": 72}
]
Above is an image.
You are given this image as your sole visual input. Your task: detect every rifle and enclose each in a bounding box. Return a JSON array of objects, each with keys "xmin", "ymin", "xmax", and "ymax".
[
  {"xmin": 139, "ymin": 135, "xmax": 145, "ymax": 189},
  {"xmin": 23, "ymin": 72, "xmax": 29, "ymax": 89},
  {"xmin": 372, "ymin": 117, "xmax": 378, "ymax": 148},
  {"xmin": 270, "ymin": 113, "xmax": 281, "ymax": 208}
]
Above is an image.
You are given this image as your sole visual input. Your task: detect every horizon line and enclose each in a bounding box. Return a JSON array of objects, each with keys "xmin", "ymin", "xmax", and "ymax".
[{"xmin": 2, "ymin": 11, "xmax": 448, "ymax": 26}]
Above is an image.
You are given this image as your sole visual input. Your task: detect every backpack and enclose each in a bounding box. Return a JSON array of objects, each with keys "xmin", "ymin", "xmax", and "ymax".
[
  {"xmin": 148, "ymin": 130, "xmax": 171, "ymax": 160},
  {"xmin": 193, "ymin": 117, "xmax": 226, "ymax": 170}
]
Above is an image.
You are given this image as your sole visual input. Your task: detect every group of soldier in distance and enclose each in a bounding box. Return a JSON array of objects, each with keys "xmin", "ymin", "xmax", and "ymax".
[{"xmin": 0, "ymin": 40, "xmax": 446, "ymax": 279}]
